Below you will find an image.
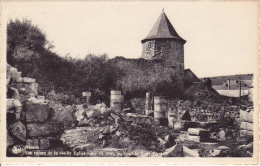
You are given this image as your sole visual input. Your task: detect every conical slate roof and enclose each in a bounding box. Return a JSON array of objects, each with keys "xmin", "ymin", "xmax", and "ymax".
[{"xmin": 141, "ymin": 10, "xmax": 186, "ymax": 43}]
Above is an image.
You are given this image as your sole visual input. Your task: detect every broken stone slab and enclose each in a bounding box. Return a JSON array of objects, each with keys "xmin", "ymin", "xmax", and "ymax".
[
  {"xmin": 183, "ymin": 145, "xmax": 199, "ymax": 157},
  {"xmin": 23, "ymin": 77, "xmax": 36, "ymax": 83},
  {"xmin": 187, "ymin": 135, "xmax": 200, "ymax": 142},
  {"xmin": 24, "ymin": 102, "xmax": 50, "ymax": 123},
  {"xmin": 39, "ymin": 138, "xmax": 50, "ymax": 149},
  {"xmin": 187, "ymin": 128, "xmax": 210, "ymax": 138},
  {"xmin": 9, "ymin": 121, "xmax": 26, "ymax": 142},
  {"xmin": 26, "ymin": 122, "xmax": 64, "ymax": 138},
  {"xmin": 26, "ymin": 139, "xmax": 39, "ymax": 148}
]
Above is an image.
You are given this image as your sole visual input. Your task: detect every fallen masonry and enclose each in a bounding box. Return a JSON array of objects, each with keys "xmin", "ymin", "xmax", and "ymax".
[{"xmin": 6, "ymin": 64, "xmax": 254, "ymax": 157}]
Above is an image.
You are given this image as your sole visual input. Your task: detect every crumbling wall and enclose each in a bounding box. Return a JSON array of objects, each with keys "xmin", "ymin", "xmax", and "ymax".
[
  {"xmin": 6, "ymin": 64, "xmax": 64, "ymax": 156},
  {"xmin": 239, "ymin": 108, "xmax": 253, "ymax": 136}
]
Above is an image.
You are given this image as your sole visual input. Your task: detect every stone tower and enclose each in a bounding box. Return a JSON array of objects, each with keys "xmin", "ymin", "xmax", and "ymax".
[{"xmin": 141, "ymin": 10, "xmax": 186, "ymax": 91}]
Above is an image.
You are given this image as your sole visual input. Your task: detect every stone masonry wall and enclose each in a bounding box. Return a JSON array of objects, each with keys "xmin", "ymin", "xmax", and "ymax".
[{"xmin": 7, "ymin": 64, "xmax": 64, "ymax": 156}]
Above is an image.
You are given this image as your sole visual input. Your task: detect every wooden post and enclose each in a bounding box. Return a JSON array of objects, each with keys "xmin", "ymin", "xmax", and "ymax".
[{"xmin": 82, "ymin": 91, "xmax": 91, "ymax": 104}]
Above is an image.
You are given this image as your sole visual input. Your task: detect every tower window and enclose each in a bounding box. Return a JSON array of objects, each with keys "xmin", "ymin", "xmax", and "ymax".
[{"xmin": 180, "ymin": 64, "xmax": 181, "ymax": 69}]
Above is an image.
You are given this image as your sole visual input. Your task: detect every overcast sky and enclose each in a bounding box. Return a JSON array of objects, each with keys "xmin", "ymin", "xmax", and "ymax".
[{"xmin": 2, "ymin": 1, "xmax": 258, "ymax": 77}]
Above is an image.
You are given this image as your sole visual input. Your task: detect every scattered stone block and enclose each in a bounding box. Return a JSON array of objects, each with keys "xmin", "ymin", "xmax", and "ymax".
[
  {"xmin": 188, "ymin": 128, "xmax": 210, "ymax": 139},
  {"xmin": 23, "ymin": 77, "xmax": 36, "ymax": 83},
  {"xmin": 10, "ymin": 121, "xmax": 26, "ymax": 142},
  {"xmin": 188, "ymin": 128, "xmax": 202, "ymax": 135},
  {"xmin": 26, "ymin": 139, "xmax": 39, "ymax": 148},
  {"xmin": 27, "ymin": 122, "xmax": 64, "ymax": 137},
  {"xmin": 187, "ymin": 135, "xmax": 200, "ymax": 142},
  {"xmin": 24, "ymin": 102, "xmax": 50, "ymax": 123},
  {"xmin": 39, "ymin": 138, "xmax": 50, "ymax": 149},
  {"xmin": 183, "ymin": 145, "xmax": 199, "ymax": 157}
]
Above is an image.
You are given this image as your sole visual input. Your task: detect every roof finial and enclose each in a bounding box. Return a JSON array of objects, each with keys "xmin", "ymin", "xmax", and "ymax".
[{"xmin": 162, "ymin": 8, "xmax": 164, "ymax": 12}]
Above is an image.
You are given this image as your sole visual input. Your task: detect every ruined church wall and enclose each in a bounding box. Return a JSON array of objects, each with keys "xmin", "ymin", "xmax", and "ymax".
[{"xmin": 111, "ymin": 57, "xmax": 184, "ymax": 98}]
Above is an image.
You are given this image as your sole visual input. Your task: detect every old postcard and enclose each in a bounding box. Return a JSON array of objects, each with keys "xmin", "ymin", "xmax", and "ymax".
[{"xmin": 0, "ymin": 1, "xmax": 259, "ymax": 164}]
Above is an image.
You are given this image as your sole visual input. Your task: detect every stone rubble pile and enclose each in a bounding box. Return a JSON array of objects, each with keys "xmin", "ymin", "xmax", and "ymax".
[{"xmin": 6, "ymin": 64, "xmax": 64, "ymax": 154}]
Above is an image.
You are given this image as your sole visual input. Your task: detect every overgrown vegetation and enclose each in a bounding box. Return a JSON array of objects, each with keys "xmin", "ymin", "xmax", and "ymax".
[
  {"xmin": 7, "ymin": 18, "xmax": 183, "ymax": 105},
  {"xmin": 7, "ymin": 19, "xmax": 123, "ymax": 104}
]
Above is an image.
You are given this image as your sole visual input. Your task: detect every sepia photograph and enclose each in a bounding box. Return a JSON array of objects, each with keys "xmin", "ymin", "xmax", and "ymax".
[{"xmin": 0, "ymin": 1, "xmax": 259, "ymax": 164}]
